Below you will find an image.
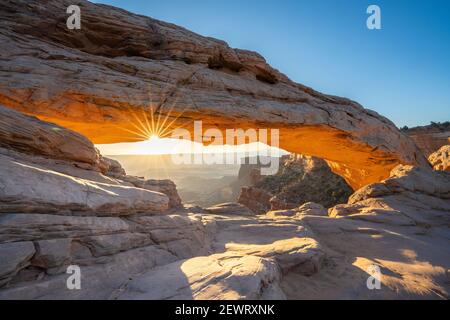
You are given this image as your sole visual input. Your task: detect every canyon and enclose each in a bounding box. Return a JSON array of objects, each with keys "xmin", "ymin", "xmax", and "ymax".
[{"xmin": 0, "ymin": 0, "xmax": 449, "ymax": 300}]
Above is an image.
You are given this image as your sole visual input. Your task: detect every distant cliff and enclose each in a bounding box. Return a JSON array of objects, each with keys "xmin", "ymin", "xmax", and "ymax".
[
  {"xmin": 402, "ymin": 122, "xmax": 450, "ymax": 157},
  {"xmin": 238, "ymin": 155, "xmax": 353, "ymax": 214}
]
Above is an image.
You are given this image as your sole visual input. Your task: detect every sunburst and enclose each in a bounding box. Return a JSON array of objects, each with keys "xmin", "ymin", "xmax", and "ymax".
[{"xmin": 113, "ymin": 84, "xmax": 191, "ymax": 142}]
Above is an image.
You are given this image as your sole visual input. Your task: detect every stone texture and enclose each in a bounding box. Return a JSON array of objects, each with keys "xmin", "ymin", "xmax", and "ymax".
[
  {"xmin": 0, "ymin": 152, "xmax": 169, "ymax": 214},
  {"xmin": 238, "ymin": 187, "xmax": 273, "ymax": 214},
  {"xmin": 100, "ymin": 157, "xmax": 183, "ymax": 208},
  {"xmin": 0, "ymin": 0, "xmax": 449, "ymax": 301},
  {"xmin": 238, "ymin": 154, "xmax": 352, "ymax": 213},
  {"xmin": 296, "ymin": 202, "xmax": 328, "ymax": 217},
  {"xmin": 120, "ymin": 176, "xmax": 183, "ymax": 208},
  {"xmin": 102, "ymin": 157, "xmax": 126, "ymax": 178},
  {"xmin": 205, "ymin": 203, "xmax": 255, "ymax": 216},
  {"xmin": 115, "ymin": 253, "xmax": 285, "ymax": 300},
  {"xmin": 403, "ymin": 123, "xmax": 450, "ymax": 157},
  {"xmin": 0, "ymin": 0, "xmax": 428, "ymax": 189},
  {"xmin": 0, "ymin": 105, "xmax": 169, "ymax": 215},
  {"xmin": 31, "ymin": 239, "xmax": 72, "ymax": 269},
  {"xmin": 0, "ymin": 104, "xmax": 100, "ymax": 169},
  {"xmin": 429, "ymin": 145, "xmax": 450, "ymax": 172},
  {"xmin": 329, "ymin": 165, "xmax": 450, "ymax": 227},
  {"xmin": 0, "ymin": 242, "xmax": 35, "ymax": 285}
]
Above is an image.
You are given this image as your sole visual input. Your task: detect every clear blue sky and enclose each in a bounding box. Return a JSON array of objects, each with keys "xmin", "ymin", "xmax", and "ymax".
[{"xmin": 94, "ymin": 0, "xmax": 450, "ymax": 127}]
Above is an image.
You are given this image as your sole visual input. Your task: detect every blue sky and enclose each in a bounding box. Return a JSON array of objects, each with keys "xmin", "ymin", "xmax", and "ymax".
[{"xmin": 94, "ymin": 0, "xmax": 450, "ymax": 127}]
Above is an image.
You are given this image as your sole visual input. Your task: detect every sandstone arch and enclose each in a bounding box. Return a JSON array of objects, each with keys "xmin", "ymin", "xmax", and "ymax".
[{"xmin": 0, "ymin": 0, "xmax": 427, "ymax": 189}]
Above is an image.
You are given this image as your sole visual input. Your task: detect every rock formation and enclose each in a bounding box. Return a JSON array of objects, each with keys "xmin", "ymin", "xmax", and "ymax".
[
  {"xmin": 402, "ymin": 122, "xmax": 450, "ymax": 157},
  {"xmin": 0, "ymin": 0, "xmax": 449, "ymax": 301},
  {"xmin": 0, "ymin": 106, "xmax": 449, "ymax": 299},
  {"xmin": 102, "ymin": 159, "xmax": 183, "ymax": 208},
  {"xmin": 428, "ymin": 145, "xmax": 450, "ymax": 172},
  {"xmin": 0, "ymin": 105, "xmax": 212, "ymax": 297},
  {"xmin": 0, "ymin": 0, "xmax": 428, "ymax": 189},
  {"xmin": 238, "ymin": 155, "xmax": 353, "ymax": 213}
]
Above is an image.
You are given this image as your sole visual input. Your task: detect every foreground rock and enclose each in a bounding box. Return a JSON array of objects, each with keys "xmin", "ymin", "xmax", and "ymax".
[
  {"xmin": 0, "ymin": 106, "xmax": 169, "ymax": 215},
  {"xmin": 428, "ymin": 145, "xmax": 450, "ymax": 172},
  {"xmin": 102, "ymin": 158, "xmax": 183, "ymax": 208},
  {"xmin": 0, "ymin": 0, "xmax": 428, "ymax": 189},
  {"xmin": 0, "ymin": 105, "xmax": 213, "ymax": 297}
]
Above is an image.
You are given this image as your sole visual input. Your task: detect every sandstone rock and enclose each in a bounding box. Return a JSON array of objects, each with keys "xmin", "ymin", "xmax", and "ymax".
[
  {"xmin": 31, "ymin": 239, "xmax": 72, "ymax": 270},
  {"xmin": 115, "ymin": 253, "xmax": 285, "ymax": 300},
  {"xmin": 79, "ymin": 233, "xmax": 153, "ymax": 258},
  {"xmin": 225, "ymin": 238, "xmax": 324, "ymax": 275},
  {"xmin": 0, "ymin": 153, "xmax": 169, "ymax": 214},
  {"xmin": 296, "ymin": 202, "xmax": 328, "ymax": 217},
  {"xmin": 0, "ymin": 245, "xmax": 178, "ymax": 300},
  {"xmin": 0, "ymin": 106, "xmax": 100, "ymax": 169},
  {"xmin": 0, "ymin": 242, "xmax": 35, "ymax": 285},
  {"xmin": 205, "ymin": 203, "xmax": 255, "ymax": 216},
  {"xmin": 0, "ymin": 214, "xmax": 130, "ymax": 243},
  {"xmin": 0, "ymin": 0, "xmax": 428, "ymax": 189},
  {"xmin": 120, "ymin": 176, "xmax": 183, "ymax": 208},
  {"xmin": 238, "ymin": 187, "xmax": 273, "ymax": 214},
  {"xmin": 102, "ymin": 157, "xmax": 127, "ymax": 178},
  {"xmin": 329, "ymin": 165, "xmax": 450, "ymax": 227},
  {"xmin": 429, "ymin": 145, "xmax": 450, "ymax": 171},
  {"xmin": 0, "ymin": 104, "xmax": 170, "ymax": 215},
  {"xmin": 403, "ymin": 123, "xmax": 450, "ymax": 156},
  {"xmin": 239, "ymin": 154, "xmax": 352, "ymax": 213},
  {"xmin": 100, "ymin": 160, "xmax": 183, "ymax": 209}
]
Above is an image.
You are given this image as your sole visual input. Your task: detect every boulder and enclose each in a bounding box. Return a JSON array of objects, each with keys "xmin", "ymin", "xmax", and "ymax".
[
  {"xmin": 0, "ymin": 153, "xmax": 169, "ymax": 215},
  {"xmin": 120, "ymin": 176, "xmax": 183, "ymax": 208},
  {"xmin": 115, "ymin": 253, "xmax": 285, "ymax": 300},
  {"xmin": 429, "ymin": 145, "xmax": 450, "ymax": 172},
  {"xmin": 238, "ymin": 187, "xmax": 273, "ymax": 214}
]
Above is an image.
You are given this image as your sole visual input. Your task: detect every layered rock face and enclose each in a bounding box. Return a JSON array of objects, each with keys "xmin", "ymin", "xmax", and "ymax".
[
  {"xmin": 0, "ymin": 107, "xmax": 449, "ymax": 299},
  {"xmin": 238, "ymin": 155, "xmax": 353, "ymax": 213},
  {"xmin": 429, "ymin": 145, "xmax": 450, "ymax": 172},
  {"xmin": 0, "ymin": 0, "xmax": 428, "ymax": 189},
  {"xmin": 0, "ymin": 0, "xmax": 449, "ymax": 300},
  {"xmin": 0, "ymin": 105, "xmax": 212, "ymax": 298},
  {"xmin": 102, "ymin": 159, "xmax": 183, "ymax": 208},
  {"xmin": 403, "ymin": 123, "xmax": 450, "ymax": 157}
]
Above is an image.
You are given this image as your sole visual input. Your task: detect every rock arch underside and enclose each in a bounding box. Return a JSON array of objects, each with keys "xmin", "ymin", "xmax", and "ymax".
[
  {"xmin": 1, "ymin": 0, "xmax": 449, "ymax": 301},
  {"xmin": 0, "ymin": 0, "xmax": 428, "ymax": 190}
]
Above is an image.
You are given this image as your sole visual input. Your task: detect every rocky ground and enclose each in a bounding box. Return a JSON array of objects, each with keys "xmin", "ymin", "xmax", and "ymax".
[{"xmin": 0, "ymin": 105, "xmax": 449, "ymax": 300}]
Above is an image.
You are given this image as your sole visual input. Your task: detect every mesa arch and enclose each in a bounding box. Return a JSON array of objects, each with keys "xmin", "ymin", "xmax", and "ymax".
[{"xmin": 0, "ymin": 0, "xmax": 427, "ymax": 190}]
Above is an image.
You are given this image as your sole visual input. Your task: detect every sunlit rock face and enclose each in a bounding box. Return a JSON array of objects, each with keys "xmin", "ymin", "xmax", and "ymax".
[
  {"xmin": 403, "ymin": 123, "xmax": 450, "ymax": 157},
  {"xmin": 428, "ymin": 145, "xmax": 450, "ymax": 172},
  {"xmin": 238, "ymin": 155, "xmax": 353, "ymax": 213},
  {"xmin": 0, "ymin": 0, "xmax": 428, "ymax": 190}
]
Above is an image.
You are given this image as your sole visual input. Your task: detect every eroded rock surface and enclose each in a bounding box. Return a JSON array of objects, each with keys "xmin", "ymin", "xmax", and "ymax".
[
  {"xmin": 238, "ymin": 154, "xmax": 352, "ymax": 213},
  {"xmin": 0, "ymin": 105, "xmax": 214, "ymax": 298},
  {"xmin": 429, "ymin": 145, "xmax": 450, "ymax": 172},
  {"xmin": 403, "ymin": 123, "xmax": 450, "ymax": 157},
  {"xmin": 0, "ymin": 0, "xmax": 428, "ymax": 189}
]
